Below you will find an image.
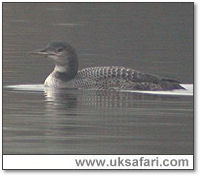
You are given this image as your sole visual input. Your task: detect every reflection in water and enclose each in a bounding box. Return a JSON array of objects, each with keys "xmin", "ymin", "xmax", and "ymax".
[
  {"xmin": 41, "ymin": 88, "xmax": 194, "ymax": 154},
  {"xmin": 44, "ymin": 87, "xmax": 184, "ymax": 109},
  {"xmin": 3, "ymin": 86, "xmax": 193, "ymax": 154},
  {"xmin": 44, "ymin": 88, "xmax": 78, "ymax": 108}
]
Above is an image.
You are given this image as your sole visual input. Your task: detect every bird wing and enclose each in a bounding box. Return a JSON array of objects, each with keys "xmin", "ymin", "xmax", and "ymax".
[
  {"xmin": 74, "ymin": 66, "xmax": 182, "ymax": 90},
  {"xmin": 77, "ymin": 66, "xmax": 161, "ymax": 83}
]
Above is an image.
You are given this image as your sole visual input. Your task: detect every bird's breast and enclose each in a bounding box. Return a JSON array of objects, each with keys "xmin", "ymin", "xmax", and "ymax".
[{"xmin": 44, "ymin": 73, "xmax": 71, "ymax": 88}]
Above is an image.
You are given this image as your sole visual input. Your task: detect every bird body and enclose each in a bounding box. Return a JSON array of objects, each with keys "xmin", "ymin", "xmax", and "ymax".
[{"xmin": 31, "ymin": 42, "xmax": 184, "ymax": 91}]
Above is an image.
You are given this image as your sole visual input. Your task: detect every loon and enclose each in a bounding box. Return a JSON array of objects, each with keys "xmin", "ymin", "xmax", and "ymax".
[{"xmin": 31, "ymin": 41, "xmax": 184, "ymax": 90}]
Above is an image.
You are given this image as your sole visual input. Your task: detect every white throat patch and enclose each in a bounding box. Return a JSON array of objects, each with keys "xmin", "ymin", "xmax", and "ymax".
[{"xmin": 54, "ymin": 65, "xmax": 67, "ymax": 72}]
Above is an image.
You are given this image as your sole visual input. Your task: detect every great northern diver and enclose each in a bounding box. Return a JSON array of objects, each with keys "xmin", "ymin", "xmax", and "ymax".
[{"xmin": 31, "ymin": 42, "xmax": 184, "ymax": 90}]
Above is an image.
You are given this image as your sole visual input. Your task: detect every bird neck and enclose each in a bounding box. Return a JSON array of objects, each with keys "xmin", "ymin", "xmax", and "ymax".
[{"xmin": 53, "ymin": 56, "xmax": 79, "ymax": 81}]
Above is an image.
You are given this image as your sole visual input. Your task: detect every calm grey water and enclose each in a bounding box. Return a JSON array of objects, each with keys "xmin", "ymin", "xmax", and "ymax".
[{"xmin": 3, "ymin": 3, "xmax": 194, "ymax": 154}]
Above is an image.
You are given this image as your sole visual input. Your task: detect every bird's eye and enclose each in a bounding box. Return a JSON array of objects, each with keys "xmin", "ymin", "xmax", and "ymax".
[{"xmin": 57, "ymin": 48, "xmax": 63, "ymax": 52}]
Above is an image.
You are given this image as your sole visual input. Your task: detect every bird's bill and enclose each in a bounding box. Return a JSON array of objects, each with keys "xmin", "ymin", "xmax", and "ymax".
[{"xmin": 29, "ymin": 48, "xmax": 49, "ymax": 55}]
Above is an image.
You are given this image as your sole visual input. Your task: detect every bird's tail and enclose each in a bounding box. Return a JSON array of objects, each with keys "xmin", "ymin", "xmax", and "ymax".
[{"xmin": 160, "ymin": 79, "xmax": 185, "ymax": 90}]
